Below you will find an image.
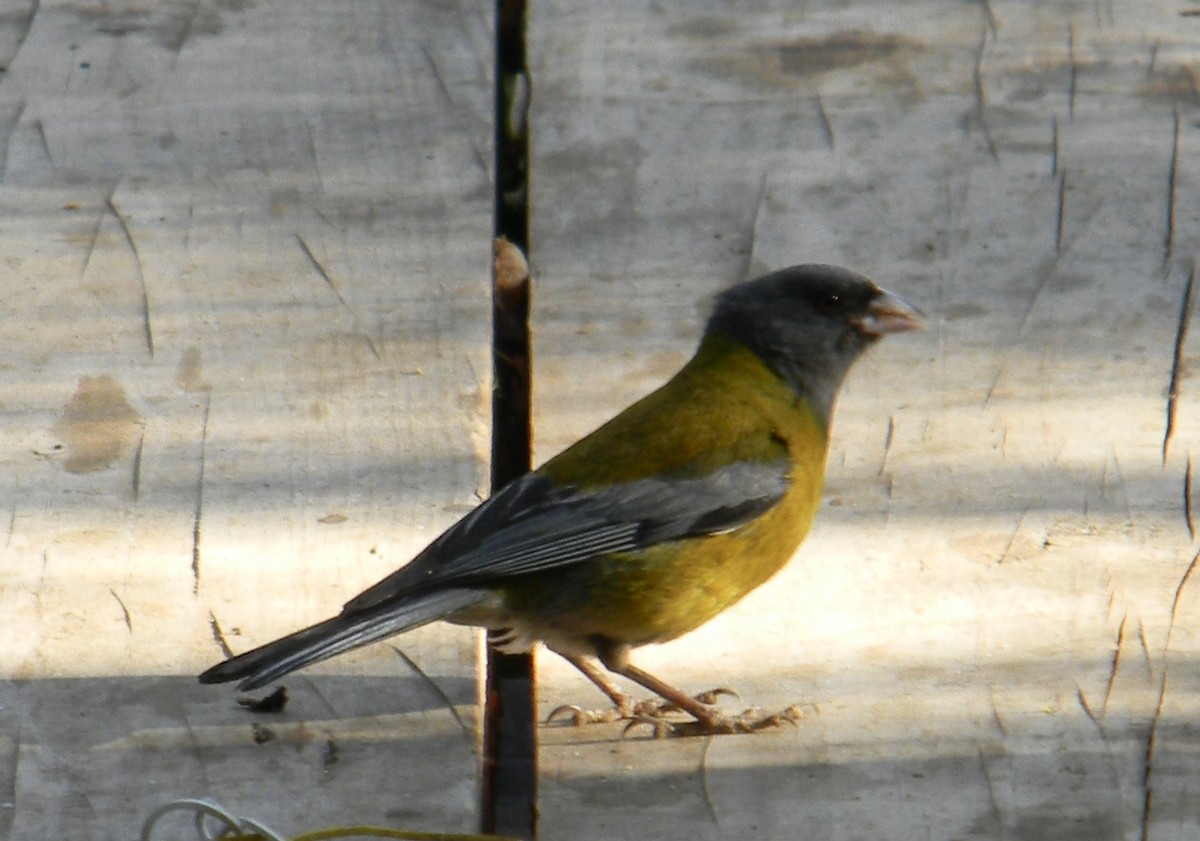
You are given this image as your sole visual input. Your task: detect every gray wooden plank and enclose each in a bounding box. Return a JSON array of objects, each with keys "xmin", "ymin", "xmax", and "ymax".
[
  {"xmin": 0, "ymin": 1, "xmax": 492, "ymax": 838},
  {"xmin": 530, "ymin": 1, "xmax": 1200, "ymax": 839}
]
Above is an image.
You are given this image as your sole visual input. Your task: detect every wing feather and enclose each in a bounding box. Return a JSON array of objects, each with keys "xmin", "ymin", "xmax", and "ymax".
[{"xmin": 345, "ymin": 457, "xmax": 790, "ymax": 612}]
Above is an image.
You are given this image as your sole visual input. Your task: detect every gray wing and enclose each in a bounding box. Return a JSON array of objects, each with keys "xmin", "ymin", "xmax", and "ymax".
[
  {"xmin": 200, "ymin": 457, "xmax": 791, "ymax": 690},
  {"xmin": 344, "ymin": 457, "xmax": 790, "ymax": 613}
]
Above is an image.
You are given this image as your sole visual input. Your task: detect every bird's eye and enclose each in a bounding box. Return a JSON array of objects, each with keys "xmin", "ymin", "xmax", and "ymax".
[{"xmin": 817, "ymin": 293, "xmax": 842, "ymax": 311}]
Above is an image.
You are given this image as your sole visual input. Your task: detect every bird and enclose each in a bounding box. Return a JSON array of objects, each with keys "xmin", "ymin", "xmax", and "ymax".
[{"xmin": 199, "ymin": 263, "xmax": 924, "ymax": 736}]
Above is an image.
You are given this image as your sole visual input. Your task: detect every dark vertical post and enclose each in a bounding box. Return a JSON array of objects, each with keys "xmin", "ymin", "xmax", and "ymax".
[
  {"xmin": 483, "ymin": 0, "xmax": 536, "ymax": 838},
  {"xmin": 494, "ymin": 0, "xmax": 530, "ymax": 249}
]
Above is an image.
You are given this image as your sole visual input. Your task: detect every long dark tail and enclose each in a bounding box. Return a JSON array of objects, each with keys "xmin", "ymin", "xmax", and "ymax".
[{"xmin": 199, "ymin": 588, "xmax": 486, "ymax": 690}]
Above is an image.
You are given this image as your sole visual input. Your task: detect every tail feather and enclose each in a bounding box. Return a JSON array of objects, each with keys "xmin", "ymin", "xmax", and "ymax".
[{"xmin": 199, "ymin": 588, "xmax": 486, "ymax": 690}]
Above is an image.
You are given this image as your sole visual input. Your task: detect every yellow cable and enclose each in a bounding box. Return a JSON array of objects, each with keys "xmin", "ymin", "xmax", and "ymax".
[{"xmin": 295, "ymin": 829, "xmax": 520, "ymax": 841}]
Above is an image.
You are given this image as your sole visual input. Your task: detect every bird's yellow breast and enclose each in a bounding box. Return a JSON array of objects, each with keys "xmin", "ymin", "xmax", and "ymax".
[{"xmin": 502, "ymin": 334, "xmax": 830, "ymax": 647}]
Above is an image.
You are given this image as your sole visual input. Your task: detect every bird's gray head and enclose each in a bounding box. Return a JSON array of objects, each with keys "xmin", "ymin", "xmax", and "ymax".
[{"xmin": 706, "ymin": 264, "xmax": 924, "ymax": 420}]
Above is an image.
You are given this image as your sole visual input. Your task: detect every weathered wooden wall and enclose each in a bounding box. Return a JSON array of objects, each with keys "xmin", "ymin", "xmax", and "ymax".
[
  {"xmin": 0, "ymin": 1, "xmax": 492, "ymax": 837},
  {"xmin": 3, "ymin": 0, "xmax": 1199, "ymax": 839},
  {"xmin": 530, "ymin": 2, "xmax": 1200, "ymax": 840}
]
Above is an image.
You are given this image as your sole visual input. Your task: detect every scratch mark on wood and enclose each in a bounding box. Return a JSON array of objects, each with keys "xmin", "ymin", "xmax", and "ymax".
[
  {"xmin": 699, "ymin": 736, "xmax": 719, "ymax": 825},
  {"xmin": 1185, "ymin": 453, "xmax": 1195, "ymax": 540},
  {"xmin": 208, "ymin": 610, "xmax": 234, "ymax": 659},
  {"xmin": 0, "ymin": 100, "xmax": 26, "ymax": 181},
  {"xmin": 984, "ymin": 259, "xmax": 1063, "ymax": 405},
  {"xmin": 192, "ymin": 393, "xmax": 211, "ymax": 596},
  {"xmin": 33, "ymin": 118, "xmax": 52, "ymax": 168},
  {"xmin": 5, "ymin": 507, "xmax": 15, "ymax": 548},
  {"xmin": 1147, "ymin": 39, "xmax": 1160, "ymax": 77},
  {"xmin": 1138, "ymin": 618, "xmax": 1153, "ymax": 678},
  {"xmin": 741, "ymin": 172, "xmax": 768, "ymax": 281},
  {"xmin": 1067, "ymin": 24, "xmax": 1078, "ymax": 121},
  {"xmin": 302, "ymin": 117, "xmax": 324, "ymax": 195},
  {"xmin": 1142, "ymin": 544, "xmax": 1200, "ymax": 840},
  {"xmin": 996, "ymin": 508, "xmax": 1027, "ymax": 564},
  {"xmin": 1055, "ymin": 169, "xmax": 1068, "ymax": 254},
  {"xmin": 302, "ymin": 677, "xmax": 341, "ymax": 719},
  {"xmin": 1185, "ymin": 65, "xmax": 1200, "ymax": 100},
  {"xmin": 323, "ymin": 737, "xmax": 339, "ymax": 772},
  {"xmin": 1050, "ymin": 115, "xmax": 1059, "ymax": 177},
  {"xmin": 131, "ymin": 426, "xmax": 144, "ymax": 502},
  {"xmin": 167, "ymin": 0, "xmax": 201, "ymax": 57},
  {"xmin": 976, "ymin": 746, "xmax": 1004, "ymax": 834},
  {"xmin": 419, "ymin": 43, "xmax": 489, "ymax": 176},
  {"xmin": 1110, "ymin": 446, "xmax": 1133, "ymax": 525},
  {"xmin": 1162, "ymin": 261, "xmax": 1195, "ymax": 462},
  {"xmin": 1102, "ymin": 613, "xmax": 1127, "ymax": 716},
  {"xmin": 1168, "ymin": 548, "xmax": 1200, "ymax": 638},
  {"xmin": 988, "ymin": 687, "xmax": 1007, "ymax": 737},
  {"xmin": 295, "ymin": 233, "xmax": 381, "ymax": 359},
  {"xmin": 878, "ymin": 415, "xmax": 895, "ymax": 477},
  {"xmin": 109, "ymin": 588, "xmax": 132, "ymax": 634},
  {"xmin": 296, "ymin": 233, "xmax": 341, "ymax": 300},
  {"xmin": 0, "ymin": 731, "xmax": 14, "ymax": 837},
  {"xmin": 389, "ymin": 645, "xmax": 470, "ymax": 736},
  {"xmin": 175, "ymin": 719, "xmax": 208, "ymax": 786},
  {"xmin": 971, "ymin": 25, "xmax": 998, "ymax": 160},
  {"xmin": 1164, "ymin": 108, "xmax": 1181, "ymax": 267},
  {"xmin": 978, "ymin": 0, "xmax": 998, "ymax": 38},
  {"xmin": 81, "ymin": 201, "xmax": 107, "ymax": 279},
  {"xmin": 107, "ymin": 196, "xmax": 154, "ymax": 357},
  {"xmin": 1077, "ymin": 685, "xmax": 1100, "ymax": 726},
  {"xmin": 983, "ymin": 367, "xmax": 1004, "ymax": 406},
  {"xmin": 813, "ymin": 93, "xmax": 834, "ymax": 150},
  {"xmin": 1140, "ymin": 729, "xmax": 1157, "ymax": 838},
  {"xmin": 8, "ymin": 0, "xmax": 36, "ymax": 66}
]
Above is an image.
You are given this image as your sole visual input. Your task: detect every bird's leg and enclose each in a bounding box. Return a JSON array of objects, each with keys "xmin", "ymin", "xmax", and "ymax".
[
  {"xmin": 614, "ymin": 661, "xmax": 803, "ymax": 738},
  {"xmin": 547, "ymin": 654, "xmax": 675, "ymax": 724},
  {"xmin": 547, "ymin": 653, "xmax": 736, "ymax": 725},
  {"xmin": 547, "ymin": 645, "xmax": 796, "ymax": 737},
  {"xmin": 601, "ymin": 649, "xmax": 804, "ymax": 738},
  {"xmin": 564, "ymin": 654, "xmax": 637, "ymax": 715},
  {"xmin": 609, "ymin": 661, "xmax": 727, "ymax": 724}
]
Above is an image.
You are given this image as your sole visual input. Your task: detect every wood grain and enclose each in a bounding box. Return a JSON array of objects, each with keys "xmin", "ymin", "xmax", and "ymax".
[
  {"xmin": 530, "ymin": 2, "xmax": 1200, "ymax": 839},
  {"xmin": 0, "ymin": 1, "xmax": 492, "ymax": 837}
]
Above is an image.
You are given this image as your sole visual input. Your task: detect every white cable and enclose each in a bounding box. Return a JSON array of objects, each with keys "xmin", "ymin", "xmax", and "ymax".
[{"xmin": 139, "ymin": 797, "xmax": 288, "ymax": 841}]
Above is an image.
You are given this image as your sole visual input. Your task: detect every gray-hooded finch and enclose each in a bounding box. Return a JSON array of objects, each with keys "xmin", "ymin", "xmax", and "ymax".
[{"xmin": 200, "ymin": 264, "xmax": 924, "ymax": 736}]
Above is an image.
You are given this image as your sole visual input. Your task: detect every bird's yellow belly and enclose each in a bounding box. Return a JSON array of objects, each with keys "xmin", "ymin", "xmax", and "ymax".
[
  {"xmin": 499, "ymin": 436, "xmax": 826, "ymax": 650},
  {"xmin": 494, "ymin": 334, "xmax": 831, "ymax": 654}
]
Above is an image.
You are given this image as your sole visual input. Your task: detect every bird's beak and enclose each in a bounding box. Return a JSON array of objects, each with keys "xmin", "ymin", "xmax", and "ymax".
[{"xmin": 854, "ymin": 289, "xmax": 926, "ymax": 337}]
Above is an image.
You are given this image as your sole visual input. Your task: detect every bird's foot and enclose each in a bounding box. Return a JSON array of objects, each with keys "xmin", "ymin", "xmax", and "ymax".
[
  {"xmin": 546, "ymin": 687, "xmax": 740, "ymax": 727},
  {"xmin": 546, "ymin": 703, "xmax": 627, "ymax": 725},
  {"xmin": 624, "ymin": 704, "xmax": 805, "ymax": 739}
]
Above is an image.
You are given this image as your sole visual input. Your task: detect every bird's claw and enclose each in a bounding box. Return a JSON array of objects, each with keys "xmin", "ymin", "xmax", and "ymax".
[
  {"xmin": 546, "ymin": 703, "xmax": 623, "ymax": 725},
  {"xmin": 545, "ymin": 704, "xmax": 581, "ymax": 725},
  {"xmin": 548, "ymin": 686, "xmax": 803, "ymax": 738},
  {"xmin": 688, "ymin": 686, "xmax": 741, "ymax": 707},
  {"xmin": 546, "ymin": 697, "xmax": 667, "ymax": 725},
  {"xmin": 622, "ymin": 704, "xmax": 805, "ymax": 739},
  {"xmin": 548, "ymin": 687, "xmax": 741, "ymax": 727},
  {"xmin": 621, "ymin": 713, "xmax": 675, "ymax": 740}
]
